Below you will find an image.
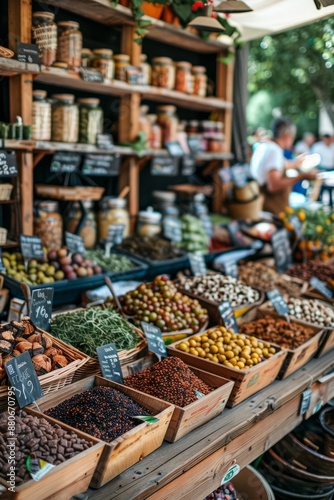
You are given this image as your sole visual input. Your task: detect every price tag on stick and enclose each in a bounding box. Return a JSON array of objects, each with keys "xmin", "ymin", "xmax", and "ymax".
[
  {"xmin": 96, "ymin": 343, "xmax": 124, "ymax": 384},
  {"xmin": 30, "ymin": 288, "xmax": 54, "ymax": 332},
  {"xmin": 299, "ymin": 388, "xmax": 312, "ymax": 416},
  {"xmin": 105, "ymin": 224, "xmax": 125, "ymax": 256},
  {"xmin": 5, "ymin": 352, "xmax": 43, "ymax": 408},
  {"xmin": 222, "ymin": 260, "xmax": 238, "ymax": 279},
  {"xmin": 65, "ymin": 232, "xmax": 86, "ymax": 255},
  {"xmin": 271, "ymin": 228, "xmax": 292, "ymax": 273},
  {"xmin": 218, "ymin": 301, "xmax": 239, "ymax": 333},
  {"xmin": 310, "ymin": 277, "xmax": 334, "ymax": 299},
  {"xmin": 188, "ymin": 253, "xmax": 207, "ymax": 277},
  {"xmin": 141, "ymin": 322, "xmax": 167, "ymax": 361},
  {"xmin": 266, "ymin": 289, "xmax": 290, "ymax": 317},
  {"xmin": 20, "ymin": 235, "xmax": 44, "ymax": 261}
]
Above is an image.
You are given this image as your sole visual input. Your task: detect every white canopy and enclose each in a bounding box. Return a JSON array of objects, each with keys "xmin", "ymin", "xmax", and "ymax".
[{"xmin": 227, "ymin": 0, "xmax": 334, "ymax": 41}]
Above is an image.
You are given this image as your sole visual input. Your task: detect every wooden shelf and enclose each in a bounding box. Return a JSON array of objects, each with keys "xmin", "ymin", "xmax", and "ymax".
[
  {"xmin": 35, "ymin": 67, "xmax": 232, "ymax": 112},
  {"xmin": 88, "ymin": 350, "xmax": 334, "ymax": 500},
  {"xmin": 2, "ymin": 139, "xmax": 34, "ymax": 150},
  {"xmin": 0, "ymin": 239, "xmax": 18, "ymax": 249},
  {"xmin": 0, "ymin": 57, "xmax": 40, "ymax": 77},
  {"xmin": 34, "ymin": 141, "xmax": 135, "ymax": 156},
  {"xmin": 37, "ymin": 0, "xmax": 229, "ymax": 54},
  {"xmin": 0, "ymin": 199, "xmax": 17, "ymax": 205}
]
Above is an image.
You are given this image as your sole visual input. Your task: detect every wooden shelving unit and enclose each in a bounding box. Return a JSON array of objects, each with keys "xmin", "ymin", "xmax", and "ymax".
[{"xmin": 0, "ymin": 56, "xmax": 39, "ymax": 76}]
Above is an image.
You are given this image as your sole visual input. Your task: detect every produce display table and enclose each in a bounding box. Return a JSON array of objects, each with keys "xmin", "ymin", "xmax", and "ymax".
[{"xmin": 88, "ymin": 350, "xmax": 334, "ymax": 500}]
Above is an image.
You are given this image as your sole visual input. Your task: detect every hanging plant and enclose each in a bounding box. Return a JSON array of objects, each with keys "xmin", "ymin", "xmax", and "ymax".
[{"xmin": 130, "ymin": 0, "xmax": 169, "ymax": 43}]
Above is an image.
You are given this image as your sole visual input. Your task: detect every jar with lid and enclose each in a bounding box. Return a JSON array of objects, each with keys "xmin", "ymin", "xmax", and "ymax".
[
  {"xmin": 139, "ymin": 106, "xmax": 152, "ymax": 149},
  {"xmin": 114, "ymin": 54, "xmax": 130, "ymax": 81},
  {"xmin": 152, "ymin": 57, "xmax": 175, "ymax": 89},
  {"xmin": 52, "ymin": 94, "xmax": 79, "ymax": 143},
  {"xmin": 92, "ymin": 49, "xmax": 114, "ymax": 81},
  {"xmin": 192, "ymin": 66, "xmax": 207, "ymax": 97},
  {"xmin": 32, "ymin": 90, "xmax": 51, "ymax": 141},
  {"xmin": 157, "ymin": 106, "xmax": 178, "ymax": 144},
  {"xmin": 57, "ymin": 21, "xmax": 82, "ymax": 69},
  {"xmin": 147, "ymin": 115, "xmax": 162, "ymax": 149},
  {"xmin": 98, "ymin": 197, "xmax": 130, "ymax": 241},
  {"xmin": 32, "ymin": 11, "xmax": 57, "ymax": 67},
  {"xmin": 202, "ymin": 120, "xmax": 215, "ymax": 152},
  {"xmin": 208, "ymin": 122, "xmax": 225, "ymax": 153},
  {"xmin": 175, "ymin": 61, "xmax": 193, "ymax": 94},
  {"xmin": 66, "ymin": 201, "xmax": 97, "ymax": 249},
  {"xmin": 81, "ymin": 48, "xmax": 93, "ymax": 68},
  {"xmin": 78, "ymin": 98, "xmax": 103, "ymax": 145},
  {"xmin": 152, "ymin": 191, "xmax": 176, "ymax": 213},
  {"xmin": 34, "ymin": 201, "xmax": 63, "ymax": 252},
  {"xmin": 137, "ymin": 208, "xmax": 162, "ymax": 238},
  {"xmin": 140, "ymin": 54, "xmax": 152, "ymax": 85}
]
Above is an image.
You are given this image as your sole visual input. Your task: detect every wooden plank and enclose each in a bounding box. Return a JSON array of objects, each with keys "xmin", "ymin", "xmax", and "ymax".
[
  {"xmin": 0, "ymin": 57, "xmax": 39, "ymax": 76},
  {"xmin": 88, "ymin": 350, "xmax": 334, "ymax": 500},
  {"xmin": 34, "ymin": 141, "xmax": 134, "ymax": 156}
]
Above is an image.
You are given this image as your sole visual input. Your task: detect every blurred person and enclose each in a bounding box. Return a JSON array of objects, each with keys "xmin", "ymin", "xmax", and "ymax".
[
  {"xmin": 294, "ymin": 132, "xmax": 315, "ymax": 155},
  {"xmin": 250, "ymin": 117, "xmax": 317, "ymax": 215},
  {"xmin": 311, "ymin": 134, "xmax": 334, "ymax": 169}
]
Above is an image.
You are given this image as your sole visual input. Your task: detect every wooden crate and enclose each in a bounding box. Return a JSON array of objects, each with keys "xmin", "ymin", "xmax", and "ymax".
[
  {"xmin": 237, "ymin": 309, "xmax": 326, "ymax": 379},
  {"xmin": 33, "ymin": 375, "xmax": 174, "ymax": 489},
  {"xmin": 167, "ymin": 330, "xmax": 287, "ymax": 407},
  {"xmin": 0, "ymin": 407, "xmax": 103, "ymax": 500}
]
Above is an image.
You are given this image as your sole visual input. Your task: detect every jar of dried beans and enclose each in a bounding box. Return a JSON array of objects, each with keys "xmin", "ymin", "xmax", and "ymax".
[
  {"xmin": 51, "ymin": 94, "xmax": 79, "ymax": 143},
  {"xmin": 92, "ymin": 48, "xmax": 114, "ymax": 81},
  {"xmin": 152, "ymin": 57, "xmax": 175, "ymax": 89},
  {"xmin": 175, "ymin": 61, "xmax": 193, "ymax": 94},
  {"xmin": 32, "ymin": 11, "xmax": 57, "ymax": 67},
  {"xmin": 32, "ymin": 90, "xmax": 51, "ymax": 141},
  {"xmin": 192, "ymin": 66, "xmax": 207, "ymax": 97},
  {"xmin": 157, "ymin": 105, "xmax": 178, "ymax": 143},
  {"xmin": 57, "ymin": 21, "xmax": 82, "ymax": 69},
  {"xmin": 34, "ymin": 200, "xmax": 63, "ymax": 251},
  {"xmin": 78, "ymin": 98, "xmax": 103, "ymax": 145},
  {"xmin": 98, "ymin": 197, "xmax": 130, "ymax": 241}
]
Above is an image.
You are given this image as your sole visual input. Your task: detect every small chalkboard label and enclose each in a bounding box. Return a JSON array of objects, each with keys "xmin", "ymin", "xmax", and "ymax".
[
  {"xmin": 165, "ymin": 141, "xmax": 185, "ymax": 158},
  {"xmin": 310, "ymin": 277, "xmax": 334, "ymax": 299},
  {"xmin": 141, "ymin": 321, "xmax": 167, "ymax": 360},
  {"xmin": 222, "ymin": 260, "xmax": 238, "ymax": 279},
  {"xmin": 80, "ymin": 68, "xmax": 104, "ymax": 82},
  {"xmin": 231, "ymin": 164, "xmax": 248, "ymax": 188},
  {"xmin": 163, "ymin": 220, "xmax": 182, "ymax": 243},
  {"xmin": 5, "ymin": 352, "xmax": 43, "ymax": 408},
  {"xmin": 266, "ymin": 289, "xmax": 290, "ymax": 316},
  {"xmin": 16, "ymin": 42, "xmax": 40, "ymax": 64},
  {"xmin": 107, "ymin": 224, "xmax": 125, "ymax": 246},
  {"xmin": 50, "ymin": 152, "xmax": 81, "ymax": 173},
  {"xmin": 0, "ymin": 150, "xmax": 18, "ymax": 177},
  {"xmin": 300, "ymin": 388, "xmax": 312, "ymax": 416},
  {"xmin": 227, "ymin": 221, "xmax": 247, "ymax": 247},
  {"xmin": 151, "ymin": 156, "xmax": 178, "ymax": 176},
  {"xmin": 82, "ymin": 153, "xmax": 121, "ymax": 176},
  {"xmin": 218, "ymin": 301, "xmax": 239, "ymax": 333},
  {"xmin": 181, "ymin": 155, "xmax": 196, "ymax": 176},
  {"xmin": 20, "ymin": 235, "xmax": 44, "ymax": 261},
  {"xmin": 290, "ymin": 216, "xmax": 303, "ymax": 236},
  {"xmin": 199, "ymin": 214, "xmax": 213, "ymax": 238},
  {"xmin": 65, "ymin": 232, "xmax": 86, "ymax": 255},
  {"xmin": 188, "ymin": 252, "xmax": 207, "ymax": 277},
  {"xmin": 30, "ymin": 287, "xmax": 54, "ymax": 332},
  {"xmin": 187, "ymin": 137, "xmax": 205, "ymax": 155},
  {"xmin": 96, "ymin": 134, "xmax": 114, "ymax": 150},
  {"xmin": 271, "ymin": 228, "xmax": 292, "ymax": 273},
  {"xmin": 96, "ymin": 343, "xmax": 123, "ymax": 384}
]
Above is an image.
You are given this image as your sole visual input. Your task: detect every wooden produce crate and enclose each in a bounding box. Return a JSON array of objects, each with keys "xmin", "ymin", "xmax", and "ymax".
[
  {"xmin": 33, "ymin": 375, "xmax": 174, "ymax": 489},
  {"xmin": 316, "ymin": 328, "xmax": 334, "ymax": 358},
  {"xmin": 167, "ymin": 330, "xmax": 287, "ymax": 407},
  {"xmin": 0, "ymin": 407, "xmax": 103, "ymax": 500},
  {"xmin": 237, "ymin": 309, "xmax": 326, "ymax": 379},
  {"xmin": 164, "ymin": 366, "xmax": 234, "ymax": 442}
]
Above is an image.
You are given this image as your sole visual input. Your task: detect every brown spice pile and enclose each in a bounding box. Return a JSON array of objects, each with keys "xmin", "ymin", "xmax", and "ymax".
[{"xmin": 124, "ymin": 357, "xmax": 214, "ymax": 407}]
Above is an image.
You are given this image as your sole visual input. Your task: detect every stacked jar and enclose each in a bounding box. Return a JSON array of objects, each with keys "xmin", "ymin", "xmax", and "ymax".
[
  {"xmin": 114, "ymin": 54, "xmax": 130, "ymax": 81},
  {"xmin": 81, "ymin": 48, "xmax": 93, "ymax": 68},
  {"xmin": 137, "ymin": 208, "xmax": 162, "ymax": 237},
  {"xmin": 56, "ymin": 21, "xmax": 82, "ymax": 69},
  {"xmin": 140, "ymin": 54, "xmax": 152, "ymax": 85},
  {"xmin": 78, "ymin": 98, "xmax": 103, "ymax": 144},
  {"xmin": 32, "ymin": 11, "xmax": 57, "ymax": 67},
  {"xmin": 34, "ymin": 201, "xmax": 63, "ymax": 252},
  {"xmin": 175, "ymin": 61, "xmax": 193, "ymax": 94},
  {"xmin": 192, "ymin": 66, "xmax": 207, "ymax": 97},
  {"xmin": 51, "ymin": 94, "xmax": 79, "ymax": 143},
  {"xmin": 98, "ymin": 197, "xmax": 130, "ymax": 241},
  {"xmin": 152, "ymin": 57, "xmax": 175, "ymax": 89},
  {"xmin": 66, "ymin": 201, "xmax": 97, "ymax": 249},
  {"xmin": 157, "ymin": 105, "xmax": 178, "ymax": 143},
  {"xmin": 92, "ymin": 49, "xmax": 114, "ymax": 81},
  {"xmin": 32, "ymin": 90, "xmax": 51, "ymax": 141}
]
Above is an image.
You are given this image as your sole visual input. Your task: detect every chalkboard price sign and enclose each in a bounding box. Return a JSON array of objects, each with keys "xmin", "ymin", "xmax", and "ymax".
[
  {"xmin": 20, "ymin": 235, "xmax": 44, "ymax": 260},
  {"xmin": 165, "ymin": 141, "xmax": 185, "ymax": 158},
  {"xmin": 271, "ymin": 228, "xmax": 292, "ymax": 273},
  {"xmin": 222, "ymin": 260, "xmax": 238, "ymax": 279},
  {"xmin": 163, "ymin": 219, "xmax": 182, "ymax": 243},
  {"xmin": 107, "ymin": 224, "xmax": 125, "ymax": 246},
  {"xmin": 96, "ymin": 134, "xmax": 114, "ymax": 150},
  {"xmin": 266, "ymin": 289, "xmax": 290, "ymax": 316},
  {"xmin": 151, "ymin": 156, "xmax": 178, "ymax": 176},
  {"xmin": 50, "ymin": 152, "xmax": 81, "ymax": 173},
  {"xmin": 80, "ymin": 68, "xmax": 104, "ymax": 82},
  {"xmin": 82, "ymin": 154, "xmax": 120, "ymax": 176},
  {"xmin": 65, "ymin": 232, "xmax": 86, "ymax": 255},
  {"xmin": 218, "ymin": 301, "xmax": 239, "ymax": 333},
  {"xmin": 96, "ymin": 343, "xmax": 123, "ymax": 384},
  {"xmin": 181, "ymin": 155, "xmax": 196, "ymax": 176},
  {"xmin": 5, "ymin": 352, "xmax": 43, "ymax": 408},
  {"xmin": 188, "ymin": 252, "xmax": 207, "ymax": 277},
  {"xmin": 187, "ymin": 137, "xmax": 205, "ymax": 155},
  {"xmin": 16, "ymin": 42, "xmax": 40, "ymax": 64},
  {"xmin": 0, "ymin": 150, "xmax": 18, "ymax": 177},
  {"xmin": 141, "ymin": 322, "xmax": 167, "ymax": 360},
  {"xmin": 310, "ymin": 277, "xmax": 334, "ymax": 299},
  {"xmin": 230, "ymin": 164, "xmax": 248, "ymax": 188},
  {"xmin": 30, "ymin": 287, "xmax": 54, "ymax": 332}
]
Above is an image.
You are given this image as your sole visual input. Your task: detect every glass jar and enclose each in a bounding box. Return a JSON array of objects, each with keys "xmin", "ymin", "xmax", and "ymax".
[
  {"xmin": 57, "ymin": 21, "xmax": 82, "ymax": 69},
  {"xmin": 192, "ymin": 66, "xmax": 207, "ymax": 97},
  {"xmin": 175, "ymin": 61, "xmax": 193, "ymax": 94},
  {"xmin": 34, "ymin": 201, "xmax": 63, "ymax": 252},
  {"xmin": 51, "ymin": 94, "xmax": 79, "ymax": 143},
  {"xmin": 147, "ymin": 115, "xmax": 162, "ymax": 149},
  {"xmin": 81, "ymin": 48, "xmax": 93, "ymax": 68},
  {"xmin": 202, "ymin": 120, "xmax": 215, "ymax": 152},
  {"xmin": 208, "ymin": 122, "xmax": 225, "ymax": 152},
  {"xmin": 139, "ymin": 106, "xmax": 152, "ymax": 149},
  {"xmin": 98, "ymin": 197, "xmax": 130, "ymax": 241},
  {"xmin": 32, "ymin": 11, "xmax": 57, "ymax": 67},
  {"xmin": 66, "ymin": 201, "xmax": 97, "ymax": 249},
  {"xmin": 78, "ymin": 98, "xmax": 103, "ymax": 145},
  {"xmin": 92, "ymin": 48, "xmax": 114, "ymax": 81},
  {"xmin": 157, "ymin": 105, "xmax": 178, "ymax": 143},
  {"xmin": 114, "ymin": 54, "xmax": 130, "ymax": 81},
  {"xmin": 151, "ymin": 57, "xmax": 175, "ymax": 89},
  {"xmin": 32, "ymin": 90, "xmax": 51, "ymax": 141},
  {"xmin": 140, "ymin": 54, "xmax": 151, "ymax": 85},
  {"xmin": 137, "ymin": 208, "xmax": 162, "ymax": 238}
]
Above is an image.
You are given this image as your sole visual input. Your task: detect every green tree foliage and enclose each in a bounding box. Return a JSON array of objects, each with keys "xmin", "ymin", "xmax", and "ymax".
[{"xmin": 247, "ymin": 17, "xmax": 334, "ymax": 133}]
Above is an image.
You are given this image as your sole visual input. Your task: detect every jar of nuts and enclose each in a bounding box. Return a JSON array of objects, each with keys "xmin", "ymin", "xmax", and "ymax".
[
  {"xmin": 32, "ymin": 11, "xmax": 57, "ymax": 67},
  {"xmin": 51, "ymin": 94, "xmax": 79, "ymax": 143},
  {"xmin": 175, "ymin": 61, "xmax": 193, "ymax": 94},
  {"xmin": 34, "ymin": 200, "xmax": 63, "ymax": 252},
  {"xmin": 78, "ymin": 98, "xmax": 103, "ymax": 145},
  {"xmin": 152, "ymin": 57, "xmax": 175, "ymax": 89},
  {"xmin": 56, "ymin": 21, "xmax": 82, "ymax": 69}
]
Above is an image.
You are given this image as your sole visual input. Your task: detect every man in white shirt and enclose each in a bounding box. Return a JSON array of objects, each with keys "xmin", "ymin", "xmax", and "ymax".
[
  {"xmin": 250, "ymin": 117, "xmax": 317, "ymax": 214},
  {"xmin": 294, "ymin": 132, "xmax": 315, "ymax": 155},
  {"xmin": 311, "ymin": 135, "xmax": 334, "ymax": 169}
]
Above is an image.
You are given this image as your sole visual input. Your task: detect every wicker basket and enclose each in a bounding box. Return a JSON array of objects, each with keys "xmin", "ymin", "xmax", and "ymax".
[
  {"xmin": 0, "ymin": 183, "xmax": 13, "ymax": 201},
  {"xmin": 0, "ymin": 228, "xmax": 7, "ymax": 245},
  {"xmin": 320, "ymin": 407, "xmax": 334, "ymax": 458}
]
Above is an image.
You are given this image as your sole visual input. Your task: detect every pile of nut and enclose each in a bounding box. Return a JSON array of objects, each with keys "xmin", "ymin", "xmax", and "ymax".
[
  {"xmin": 239, "ymin": 315, "xmax": 316, "ymax": 349},
  {"xmin": 266, "ymin": 297, "xmax": 334, "ymax": 327},
  {"xmin": 178, "ymin": 274, "xmax": 260, "ymax": 307},
  {"xmin": 0, "ymin": 317, "xmax": 68, "ymax": 384},
  {"xmin": 238, "ymin": 262, "xmax": 302, "ymax": 295},
  {"xmin": 0, "ymin": 410, "xmax": 94, "ymax": 484}
]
